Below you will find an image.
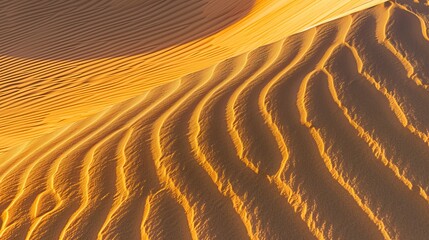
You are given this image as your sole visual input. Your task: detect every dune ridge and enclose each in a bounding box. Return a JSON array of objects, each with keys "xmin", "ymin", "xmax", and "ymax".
[
  {"xmin": 2, "ymin": 0, "xmax": 429, "ymax": 239},
  {"xmin": 0, "ymin": 0, "xmax": 385, "ymax": 153}
]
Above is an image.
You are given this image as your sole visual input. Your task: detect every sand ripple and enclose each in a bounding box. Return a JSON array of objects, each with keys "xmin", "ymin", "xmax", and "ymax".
[{"xmin": 1, "ymin": 0, "xmax": 429, "ymax": 239}]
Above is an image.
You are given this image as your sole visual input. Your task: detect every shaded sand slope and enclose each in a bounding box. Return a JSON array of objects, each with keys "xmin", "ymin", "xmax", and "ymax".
[
  {"xmin": 2, "ymin": 1, "xmax": 429, "ymax": 239},
  {"xmin": 0, "ymin": 0, "xmax": 385, "ymax": 153}
]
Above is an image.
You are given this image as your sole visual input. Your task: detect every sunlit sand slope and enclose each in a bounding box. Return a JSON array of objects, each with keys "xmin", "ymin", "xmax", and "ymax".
[
  {"xmin": 2, "ymin": 0, "xmax": 429, "ymax": 239},
  {"xmin": 0, "ymin": 0, "xmax": 385, "ymax": 153}
]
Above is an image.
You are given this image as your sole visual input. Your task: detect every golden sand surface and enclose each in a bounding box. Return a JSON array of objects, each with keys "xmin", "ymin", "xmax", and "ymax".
[
  {"xmin": 0, "ymin": 0, "xmax": 385, "ymax": 153},
  {"xmin": 3, "ymin": 0, "xmax": 429, "ymax": 239}
]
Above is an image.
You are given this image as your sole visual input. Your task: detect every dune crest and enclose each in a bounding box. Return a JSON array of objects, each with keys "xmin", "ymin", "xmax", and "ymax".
[
  {"xmin": 1, "ymin": 1, "xmax": 429, "ymax": 239},
  {"xmin": 0, "ymin": 0, "xmax": 385, "ymax": 153}
]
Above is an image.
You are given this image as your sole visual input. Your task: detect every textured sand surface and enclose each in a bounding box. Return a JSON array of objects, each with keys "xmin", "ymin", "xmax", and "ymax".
[
  {"xmin": 0, "ymin": 0, "xmax": 385, "ymax": 153},
  {"xmin": 3, "ymin": 0, "xmax": 429, "ymax": 239}
]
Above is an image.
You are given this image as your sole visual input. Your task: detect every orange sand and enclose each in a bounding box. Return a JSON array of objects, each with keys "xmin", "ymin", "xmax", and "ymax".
[{"xmin": 3, "ymin": 0, "xmax": 429, "ymax": 239}]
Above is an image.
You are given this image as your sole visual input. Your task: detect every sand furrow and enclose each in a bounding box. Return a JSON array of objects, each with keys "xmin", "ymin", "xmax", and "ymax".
[
  {"xmin": 0, "ymin": 0, "xmax": 386, "ymax": 153},
  {"xmin": 97, "ymin": 82, "xmax": 185, "ymax": 239},
  {"xmin": 60, "ymin": 132, "xmax": 127, "ymax": 239},
  {"xmin": 195, "ymin": 51, "xmax": 315, "ymax": 240},
  {"xmin": 343, "ymin": 43, "xmax": 429, "ymax": 201},
  {"xmin": 261, "ymin": 19, "xmax": 387, "ymax": 239},
  {"xmin": 350, "ymin": 7, "xmax": 429, "ymax": 139},
  {"xmin": 144, "ymin": 189, "xmax": 193, "ymax": 240},
  {"xmin": 347, "ymin": 9, "xmax": 429, "ymax": 198},
  {"xmin": 325, "ymin": 44, "xmax": 429, "ymax": 239},
  {"xmin": 297, "ymin": 70, "xmax": 390, "ymax": 239},
  {"xmin": 24, "ymin": 84, "xmax": 178, "ymax": 239},
  {"xmin": 95, "ymin": 128, "xmax": 132, "ymax": 238},
  {"xmin": 3, "ymin": 1, "xmax": 429, "ymax": 238},
  {"xmin": 150, "ymin": 77, "xmax": 211, "ymax": 240},
  {"xmin": 228, "ymin": 39, "xmax": 304, "ymax": 176},
  {"xmin": 160, "ymin": 68, "xmax": 255, "ymax": 239},
  {"xmin": 321, "ymin": 60, "xmax": 417, "ymax": 194},
  {"xmin": 225, "ymin": 44, "xmax": 281, "ymax": 174},
  {"xmin": 388, "ymin": 5, "xmax": 429, "ymax": 85},
  {"xmin": 188, "ymin": 55, "xmax": 260, "ymax": 239},
  {"xmin": 257, "ymin": 30, "xmax": 339, "ymax": 239}
]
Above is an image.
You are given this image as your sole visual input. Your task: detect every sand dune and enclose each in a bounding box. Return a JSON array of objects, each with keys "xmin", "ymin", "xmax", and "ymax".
[
  {"xmin": 0, "ymin": 0, "xmax": 385, "ymax": 153},
  {"xmin": 2, "ymin": 0, "xmax": 429, "ymax": 239}
]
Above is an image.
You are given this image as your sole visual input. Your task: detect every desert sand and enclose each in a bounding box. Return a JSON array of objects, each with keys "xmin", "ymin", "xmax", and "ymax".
[
  {"xmin": 0, "ymin": 0, "xmax": 385, "ymax": 153},
  {"xmin": 1, "ymin": 0, "xmax": 429, "ymax": 239}
]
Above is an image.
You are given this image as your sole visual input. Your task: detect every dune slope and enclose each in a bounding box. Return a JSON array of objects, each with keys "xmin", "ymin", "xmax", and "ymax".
[
  {"xmin": 0, "ymin": 0, "xmax": 385, "ymax": 153},
  {"xmin": 2, "ymin": 0, "xmax": 429, "ymax": 239}
]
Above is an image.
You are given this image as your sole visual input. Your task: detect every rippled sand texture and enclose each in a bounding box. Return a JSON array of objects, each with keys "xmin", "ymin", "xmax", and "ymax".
[
  {"xmin": 2, "ymin": 0, "xmax": 429, "ymax": 239},
  {"xmin": 0, "ymin": 0, "xmax": 385, "ymax": 153}
]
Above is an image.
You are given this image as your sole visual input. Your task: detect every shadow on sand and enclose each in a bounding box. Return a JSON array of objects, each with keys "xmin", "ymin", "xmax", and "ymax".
[{"xmin": 0, "ymin": 0, "xmax": 255, "ymax": 60}]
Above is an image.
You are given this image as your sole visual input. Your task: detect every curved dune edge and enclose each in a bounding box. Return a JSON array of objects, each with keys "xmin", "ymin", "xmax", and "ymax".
[
  {"xmin": 0, "ymin": 0, "xmax": 386, "ymax": 153},
  {"xmin": 2, "ymin": 1, "xmax": 429, "ymax": 239}
]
